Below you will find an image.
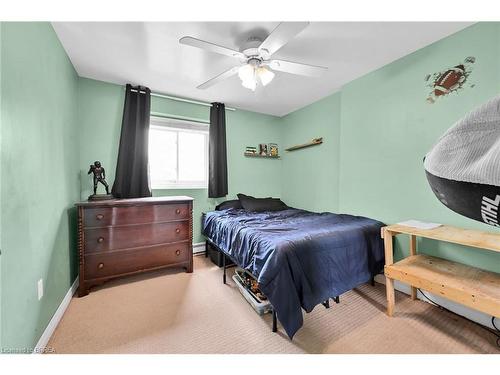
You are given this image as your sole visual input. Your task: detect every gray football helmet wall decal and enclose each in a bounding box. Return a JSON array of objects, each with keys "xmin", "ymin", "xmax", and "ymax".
[{"xmin": 424, "ymin": 95, "xmax": 500, "ymax": 227}]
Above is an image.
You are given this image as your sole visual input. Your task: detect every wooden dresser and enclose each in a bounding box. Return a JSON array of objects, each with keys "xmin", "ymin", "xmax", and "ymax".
[{"xmin": 76, "ymin": 196, "xmax": 193, "ymax": 297}]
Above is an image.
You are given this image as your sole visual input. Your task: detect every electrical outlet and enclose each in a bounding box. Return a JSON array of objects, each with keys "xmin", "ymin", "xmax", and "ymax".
[{"xmin": 37, "ymin": 279, "xmax": 44, "ymax": 300}]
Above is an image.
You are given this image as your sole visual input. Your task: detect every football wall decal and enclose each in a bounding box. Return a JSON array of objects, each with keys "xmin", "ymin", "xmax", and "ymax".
[{"xmin": 425, "ymin": 56, "xmax": 476, "ymax": 104}]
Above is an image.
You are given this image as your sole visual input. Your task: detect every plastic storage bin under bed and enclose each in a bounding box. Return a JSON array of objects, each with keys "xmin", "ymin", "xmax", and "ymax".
[{"xmin": 232, "ymin": 268, "xmax": 273, "ymax": 316}]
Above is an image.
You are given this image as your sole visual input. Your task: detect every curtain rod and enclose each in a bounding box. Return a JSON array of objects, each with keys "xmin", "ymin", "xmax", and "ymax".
[
  {"xmin": 129, "ymin": 88, "xmax": 236, "ymax": 111},
  {"xmin": 150, "ymin": 111, "xmax": 209, "ymax": 124}
]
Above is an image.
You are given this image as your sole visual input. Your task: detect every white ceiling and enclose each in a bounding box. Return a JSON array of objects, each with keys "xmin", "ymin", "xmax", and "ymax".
[{"xmin": 52, "ymin": 22, "xmax": 472, "ymax": 117}]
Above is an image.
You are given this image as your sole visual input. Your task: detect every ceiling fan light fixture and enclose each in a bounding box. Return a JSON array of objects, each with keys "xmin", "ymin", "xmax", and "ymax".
[
  {"xmin": 241, "ymin": 77, "xmax": 257, "ymax": 91},
  {"xmin": 238, "ymin": 63, "xmax": 274, "ymax": 91},
  {"xmin": 257, "ymin": 66, "xmax": 275, "ymax": 86},
  {"xmin": 238, "ymin": 64, "xmax": 255, "ymax": 83},
  {"xmin": 239, "ymin": 64, "xmax": 258, "ymax": 91}
]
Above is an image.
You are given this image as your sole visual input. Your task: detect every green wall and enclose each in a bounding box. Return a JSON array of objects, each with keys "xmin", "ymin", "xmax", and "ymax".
[
  {"xmin": 78, "ymin": 78, "xmax": 283, "ymax": 243},
  {"xmin": 338, "ymin": 22, "xmax": 500, "ymax": 272},
  {"xmin": 77, "ymin": 78, "xmax": 123, "ymax": 199},
  {"xmin": 0, "ymin": 23, "xmax": 80, "ymax": 350},
  {"xmin": 281, "ymin": 92, "xmax": 341, "ymax": 212}
]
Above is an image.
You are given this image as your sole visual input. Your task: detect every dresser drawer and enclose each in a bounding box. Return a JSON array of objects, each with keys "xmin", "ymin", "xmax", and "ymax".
[
  {"xmin": 84, "ymin": 221, "xmax": 189, "ymax": 253},
  {"xmin": 85, "ymin": 242, "xmax": 190, "ymax": 280},
  {"xmin": 84, "ymin": 203, "xmax": 189, "ymax": 227}
]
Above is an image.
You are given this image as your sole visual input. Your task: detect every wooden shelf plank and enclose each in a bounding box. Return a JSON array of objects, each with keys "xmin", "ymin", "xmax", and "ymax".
[
  {"xmin": 285, "ymin": 137, "xmax": 323, "ymax": 152},
  {"xmin": 243, "ymin": 153, "xmax": 280, "ymax": 159},
  {"xmin": 385, "ymin": 254, "xmax": 500, "ymax": 317},
  {"xmin": 383, "ymin": 224, "xmax": 500, "ymax": 253}
]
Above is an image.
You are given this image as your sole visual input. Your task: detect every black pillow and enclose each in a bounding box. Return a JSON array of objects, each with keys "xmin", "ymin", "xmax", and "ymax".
[
  {"xmin": 237, "ymin": 193, "xmax": 288, "ymax": 212},
  {"xmin": 215, "ymin": 199, "xmax": 243, "ymax": 211}
]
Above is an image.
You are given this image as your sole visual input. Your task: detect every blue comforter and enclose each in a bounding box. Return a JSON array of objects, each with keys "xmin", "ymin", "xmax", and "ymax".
[{"xmin": 203, "ymin": 208, "xmax": 385, "ymax": 338}]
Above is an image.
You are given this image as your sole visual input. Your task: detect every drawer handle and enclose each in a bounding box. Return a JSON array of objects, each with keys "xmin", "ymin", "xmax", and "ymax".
[
  {"xmin": 98, "ymin": 263, "xmax": 104, "ymax": 269},
  {"xmin": 175, "ymin": 228, "xmax": 181, "ymax": 234},
  {"xmin": 97, "ymin": 237, "xmax": 104, "ymax": 243},
  {"xmin": 175, "ymin": 209, "xmax": 181, "ymax": 214},
  {"xmin": 175, "ymin": 249, "xmax": 181, "ymax": 256},
  {"xmin": 96, "ymin": 214, "xmax": 104, "ymax": 220}
]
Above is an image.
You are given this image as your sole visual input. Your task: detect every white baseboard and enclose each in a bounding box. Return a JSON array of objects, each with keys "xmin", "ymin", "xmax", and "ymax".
[
  {"xmin": 374, "ymin": 274, "xmax": 496, "ymax": 330},
  {"xmin": 193, "ymin": 242, "xmax": 206, "ymax": 254},
  {"xmin": 33, "ymin": 278, "xmax": 78, "ymax": 354}
]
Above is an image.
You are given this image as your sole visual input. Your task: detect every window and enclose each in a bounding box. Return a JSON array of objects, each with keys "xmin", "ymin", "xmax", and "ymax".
[{"xmin": 149, "ymin": 117, "xmax": 209, "ymax": 189}]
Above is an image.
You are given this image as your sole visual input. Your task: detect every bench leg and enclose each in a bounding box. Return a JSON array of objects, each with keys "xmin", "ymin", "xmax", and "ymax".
[
  {"xmin": 334, "ymin": 296, "xmax": 340, "ymax": 304},
  {"xmin": 411, "ymin": 287, "xmax": 417, "ymax": 300},
  {"xmin": 322, "ymin": 299, "xmax": 330, "ymax": 308},
  {"xmin": 409, "ymin": 234, "xmax": 417, "ymax": 300},
  {"xmin": 386, "ymin": 276, "xmax": 395, "ymax": 316},
  {"xmin": 383, "ymin": 229, "xmax": 396, "ymax": 316},
  {"xmin": 411, "ymin": 286, "xmax": 417, "ymax": 300},
  {"xmin": 205, "ymin": 240, "xmax": 209, "ymax": 258}
]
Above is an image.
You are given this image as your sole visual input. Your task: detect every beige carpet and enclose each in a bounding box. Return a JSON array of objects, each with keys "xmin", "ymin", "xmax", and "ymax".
[{"xmin": 48, "ymin": 255, "xmax": 499, "ymax": 354}]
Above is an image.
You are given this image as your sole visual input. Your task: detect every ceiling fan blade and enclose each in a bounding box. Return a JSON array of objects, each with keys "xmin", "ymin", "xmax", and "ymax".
[
  {"xmin": 268, "ymin": 59, "xmax": 327, "ymax": 77},
  {"xmin": 180, "ymin": 36, "xmax": 244, "ymax": 59},
  {"xmin": 258, "ymin": 22, "xmax": 309, "ymax": 57},
  {"xmin": 197, "ymin": 66, "xmax": 240, "ymax": 89}
]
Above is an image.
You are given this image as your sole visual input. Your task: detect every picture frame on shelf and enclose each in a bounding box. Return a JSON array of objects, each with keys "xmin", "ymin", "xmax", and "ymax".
[
  {"xmin": 268, "ymin": 143, "xmax": 279, "ymax": 157},
  {"xmin": 259, "ymin": 143, "xmax": 268, "ymax": 156},
  {"xmin": 245, "ymin": 146, "xmax": 257, "ymax": 155}
]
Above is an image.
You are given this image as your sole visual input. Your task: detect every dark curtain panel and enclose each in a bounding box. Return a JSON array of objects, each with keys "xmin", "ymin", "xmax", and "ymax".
[
  {"xmin": 111, "ymin": 84, "xmax": 152, "ymax": 199},
  {"xmin": 208, "ymin": 102, "xmax": 228, "ymax": 198}
]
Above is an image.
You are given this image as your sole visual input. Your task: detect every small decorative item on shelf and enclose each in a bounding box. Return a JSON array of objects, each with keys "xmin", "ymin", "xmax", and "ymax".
[
  {"xmin": 245, "ymin": 146, "xmax": 257, "ymax": 155},
  {"xmin": 259, "ymin": 143, "xmax": 268, "ymax": 156},
  {"xmin": 268, "ymin": 143, "xmax": 279, "ymax": 157}
]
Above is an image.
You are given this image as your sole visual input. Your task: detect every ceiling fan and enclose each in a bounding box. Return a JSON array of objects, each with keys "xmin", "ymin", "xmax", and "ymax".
[{"xmin": 179, "ymin": 22, "xmax": 328, "ymax": 91}]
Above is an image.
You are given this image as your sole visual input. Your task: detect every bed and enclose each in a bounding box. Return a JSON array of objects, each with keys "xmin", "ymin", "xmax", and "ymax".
[{"xmin": 202, "ymin": 206, "xmax": 385, "ymax": 339}]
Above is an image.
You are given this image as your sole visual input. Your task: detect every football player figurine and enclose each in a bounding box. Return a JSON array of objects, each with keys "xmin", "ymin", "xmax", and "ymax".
[{"xmin": 88, "ymin": 161, "xmax": 111, "ymax": 199}]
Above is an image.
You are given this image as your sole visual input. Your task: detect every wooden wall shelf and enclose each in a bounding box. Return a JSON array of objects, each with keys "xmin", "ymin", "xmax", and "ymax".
[
  {"xmin": 285, "ymin": 137, "xmax": 323, "ymax": 152},
  {"xmin": 382, "ymin": 224, "xmax": 500, "ymax": 319},
  {"xmin": 244, "ymin": 153, "xmax": 280, "ymax": 159}
]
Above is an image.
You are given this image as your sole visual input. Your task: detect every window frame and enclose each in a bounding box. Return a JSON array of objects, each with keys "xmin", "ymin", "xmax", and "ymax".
[{"xmin": 149, "ymin": 116, "xmax": 209, "ymax": 190}]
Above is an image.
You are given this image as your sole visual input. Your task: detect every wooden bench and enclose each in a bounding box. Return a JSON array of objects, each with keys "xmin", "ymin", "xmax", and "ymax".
[{"xmin": 382, "ymin": 224, "xmax": 500, "ymax": 318}]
